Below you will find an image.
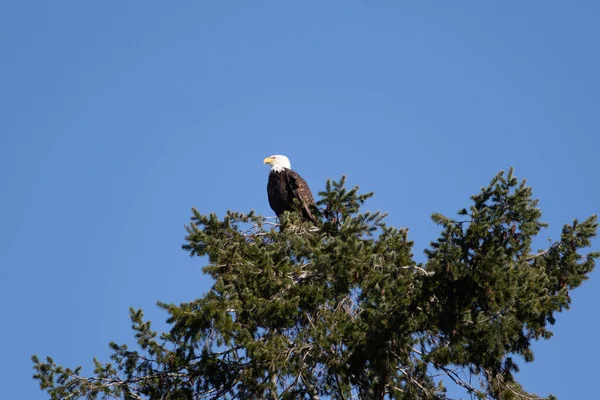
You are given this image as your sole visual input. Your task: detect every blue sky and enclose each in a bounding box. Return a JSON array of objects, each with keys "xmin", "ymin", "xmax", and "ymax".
[{"xmin": 2, "ymin": 2, "xmax": 598, "ymax": 398}]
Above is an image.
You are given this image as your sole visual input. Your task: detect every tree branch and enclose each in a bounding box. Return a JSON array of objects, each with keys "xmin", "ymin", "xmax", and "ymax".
[
  {"xmin": 400, "ymin": 265, "xmax": 435, "ymax": 276},
  {"xmin": 526, "ymin": 241, "xmax": 562, "ymax": 261}
]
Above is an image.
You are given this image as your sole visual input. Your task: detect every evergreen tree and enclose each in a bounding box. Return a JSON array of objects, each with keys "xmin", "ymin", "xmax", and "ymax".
[{"xmin": 33, "ymin": 169, "xmax": 598, "ymax": 399}]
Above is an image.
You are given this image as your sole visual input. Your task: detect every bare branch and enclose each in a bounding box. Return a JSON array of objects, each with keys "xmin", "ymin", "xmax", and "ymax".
[
  {"xmin": 526, "ymin": 241, "xmax": 562, "ymax": 261},
  {"xmin": 400, "ymin": 265, "xmax": 435, "ymax": 276}
]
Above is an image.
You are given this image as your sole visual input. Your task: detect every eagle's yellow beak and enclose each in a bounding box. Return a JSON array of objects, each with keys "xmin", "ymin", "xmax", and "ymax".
[{"xmin": 263, "ymin": 156, "xmax": 274, "ymax": 165}]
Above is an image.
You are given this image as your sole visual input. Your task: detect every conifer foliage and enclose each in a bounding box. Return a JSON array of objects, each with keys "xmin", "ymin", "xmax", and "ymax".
[{"xmin": 33, "ymin": 170, "xmax": 597, "ymax": 399}]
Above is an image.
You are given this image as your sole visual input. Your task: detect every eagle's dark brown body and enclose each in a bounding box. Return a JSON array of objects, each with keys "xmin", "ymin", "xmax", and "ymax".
[{"xmin": 267, "ymin": 169, "xmax": 316, "ymax": 223}]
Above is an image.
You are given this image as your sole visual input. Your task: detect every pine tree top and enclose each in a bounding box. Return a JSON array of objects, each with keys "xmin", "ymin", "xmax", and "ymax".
[{"xmin": 33, "ymin": 169, "xmax": 597, "ymax": 400}]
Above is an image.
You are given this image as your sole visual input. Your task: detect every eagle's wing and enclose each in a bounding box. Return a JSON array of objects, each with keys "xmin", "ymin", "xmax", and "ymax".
[{"xmin": 286, "ymin": 170, "xmax": 316, "ymax": 222}]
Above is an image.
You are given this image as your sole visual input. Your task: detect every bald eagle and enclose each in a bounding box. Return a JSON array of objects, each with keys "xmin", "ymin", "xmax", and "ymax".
[{"xmin": 263, "ymin": 155, "xmax": 316, "ymax": 223}]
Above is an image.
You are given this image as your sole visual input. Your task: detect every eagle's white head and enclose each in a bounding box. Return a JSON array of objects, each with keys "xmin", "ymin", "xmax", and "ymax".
[{"xmin": 263, "ymin": 155, "xmax": 291, "ymax": 172}]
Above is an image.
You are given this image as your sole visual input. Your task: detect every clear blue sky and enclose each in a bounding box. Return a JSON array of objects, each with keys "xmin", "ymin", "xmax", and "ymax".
[{"xmin": 2, "ymin": 2, "xmax": 598, "ymax": 398}]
